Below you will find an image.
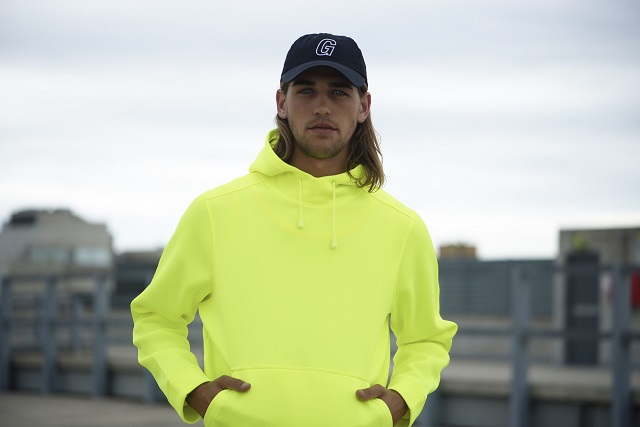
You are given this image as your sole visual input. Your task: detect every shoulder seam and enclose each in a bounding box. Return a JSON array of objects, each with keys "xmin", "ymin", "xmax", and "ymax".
[
  {"xmin": 368, "ymin": 190, "xmax": 416, "ymax": 219},
  {"xmin": 201, "ymin": 173, "xmax": 264, "ymax": 201}
]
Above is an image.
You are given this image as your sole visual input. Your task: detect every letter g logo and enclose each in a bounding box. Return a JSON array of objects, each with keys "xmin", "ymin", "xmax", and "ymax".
[{"xmin": 316, "ymin": 38, "xmax": 336, "ymax": 56}]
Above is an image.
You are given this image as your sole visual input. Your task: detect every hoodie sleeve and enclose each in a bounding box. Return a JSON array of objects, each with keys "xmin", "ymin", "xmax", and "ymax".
[
  {"xmin": 130, "ymin": 195, "xmax": 214, "ymax": 423},
  {"xmin": 388, "ymin": 214, "xmax": 457, "ymax": 427}
]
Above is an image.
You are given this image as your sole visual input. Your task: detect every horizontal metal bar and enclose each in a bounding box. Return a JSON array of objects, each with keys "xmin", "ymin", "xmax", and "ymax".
[
  {"xmin": 1, "ymin": 272, "xmax": 112, "ymax": 282},
  {"xmin": 456, "ymin": 328, "xmax": 511, "ymax": 336},
  {"xmin": 528, "ymin": 329, "xmax": 613, "ymax": 340},
  {"xmin": 457, "ymin": 328, "xmax": 640, "ymax": 341}
]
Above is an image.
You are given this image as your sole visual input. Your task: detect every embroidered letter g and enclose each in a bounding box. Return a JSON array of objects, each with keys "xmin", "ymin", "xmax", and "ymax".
[{"xmin": 316, "ymin": 39, "xmax": 336, "ymax": 56}]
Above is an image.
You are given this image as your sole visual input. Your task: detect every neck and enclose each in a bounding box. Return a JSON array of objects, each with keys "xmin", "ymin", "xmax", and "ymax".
[{"xmin": 289, "ymin": 147, "xmax": 349, "ymax": 177}]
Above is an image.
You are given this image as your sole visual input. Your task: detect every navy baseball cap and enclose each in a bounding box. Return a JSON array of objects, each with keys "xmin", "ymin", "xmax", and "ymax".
[{"xmin": 281, "ymin": 33, "xmax": 368, "ymax": 87}]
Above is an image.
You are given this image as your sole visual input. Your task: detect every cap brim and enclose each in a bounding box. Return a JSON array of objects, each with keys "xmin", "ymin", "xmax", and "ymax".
[{"xmin": 281, "ymin": 60, "xmax": 366, "ymax": 87}]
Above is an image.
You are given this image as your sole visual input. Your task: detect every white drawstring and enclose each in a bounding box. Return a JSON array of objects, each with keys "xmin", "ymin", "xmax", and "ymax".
[
  {"xmin": 331, "ymin": 181, "xmax": 338, "ymax": 249},
  {"xmin": 297, "ymin": 178, "xmax": 304, "ymax": 229}
]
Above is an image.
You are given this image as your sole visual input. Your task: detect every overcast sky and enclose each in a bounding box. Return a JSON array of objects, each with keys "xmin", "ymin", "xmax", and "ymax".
[{"xmin": 1, "ymin": 0, "xmax": 639, "ymax": 259}]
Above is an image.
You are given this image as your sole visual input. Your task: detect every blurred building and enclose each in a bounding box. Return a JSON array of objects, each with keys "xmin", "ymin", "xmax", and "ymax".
[
  {"xmin": 438, "ymin": 226, "xmax": 640, "ymax": 366},
  {"xmin": 0, "ymin": 209, "xmax": 113, "ymax": 294},
  {"xmin": 559, "ymin": 226, "xmax": 640, "ymax": 265},
  {"xmin": 439, "ymin": 243, "xmax": 477, "ymax": 260},
  {"xmin": 555, "ymin": 226, "xmax": 640, "ymax": 366},
  {"xmin": 113, "ymin": 249, "xmax": 161, "ymax": 308}
]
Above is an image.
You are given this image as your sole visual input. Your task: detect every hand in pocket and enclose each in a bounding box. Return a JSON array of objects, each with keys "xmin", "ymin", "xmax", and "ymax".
[
  {"xmin": 356, "ymin": 384, "xmax": 408, "ymax": 425},
  {"xmin": 186, "ymin": 375, "xmax": 251, "ymax": 418}
]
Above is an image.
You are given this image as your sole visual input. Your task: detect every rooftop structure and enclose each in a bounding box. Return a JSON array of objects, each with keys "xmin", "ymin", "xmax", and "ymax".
[{"xmin": 0, "ymin": 209, "xmax": 113, "ymax": 294}]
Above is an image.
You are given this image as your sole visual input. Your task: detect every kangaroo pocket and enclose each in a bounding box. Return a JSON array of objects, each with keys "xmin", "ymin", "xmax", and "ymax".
[{"xmin": 203, "ymin": 367, "xmax": 393, "ymax": 427}]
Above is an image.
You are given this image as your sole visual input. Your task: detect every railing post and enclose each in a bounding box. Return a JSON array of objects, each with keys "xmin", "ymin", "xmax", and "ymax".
[
  {"xmin": 0, "ymin": 277, "xmax": 12, "ymax": 391},
  {"xmin": 70, "ymin": 294, "xmax": 84, "ymax": 353},
  {"xmin": 510, "ymin": 265, "xmax": 530, "ymax": 427},
  {"xmin": 611, "ymin": 265, "xmax": 631, "ymax": 427},
  {"xmin": 144, "ymin": 369, "xmax": 159, "ymax": 403},
  {"xmin": 421, "ymin": 386, "xmax": 441, "ymax": 426},
  {"xmin": 92, "ymin": 274, "xmax": 109, "ymax": 397},
  {"xmin": 41, "ymin": 276, "xmax": 58, "ymax": 394}
]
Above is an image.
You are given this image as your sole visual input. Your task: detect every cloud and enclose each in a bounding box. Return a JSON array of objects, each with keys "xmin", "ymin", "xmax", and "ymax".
[{"xmin": 1, "ymin": 0, "xmax": 639, "ymax": 258}]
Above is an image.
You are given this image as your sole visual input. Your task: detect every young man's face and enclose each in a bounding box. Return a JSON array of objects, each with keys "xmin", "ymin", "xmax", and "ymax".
[{"xmin": 276, "ymin": 67, "xmax": 371, "ymax": 166}]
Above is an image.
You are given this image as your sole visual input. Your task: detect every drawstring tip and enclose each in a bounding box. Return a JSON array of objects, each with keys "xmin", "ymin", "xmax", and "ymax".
[
  {"xmin": 331, "ymin": 238, "xmax": 338, "ymax": 249},
  {"xmin": 297, "ymin": 218, "xmax": 305, "ymax": 229}
]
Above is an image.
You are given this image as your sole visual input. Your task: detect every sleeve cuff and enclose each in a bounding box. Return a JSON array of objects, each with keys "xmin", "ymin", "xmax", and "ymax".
[
  {"xmin": 167, "ymin": 366, "xmax": 212, "ymax": 423},
  {"xmin": 389, "ymin": 379, "xmax": 427, "ymax": 427}
]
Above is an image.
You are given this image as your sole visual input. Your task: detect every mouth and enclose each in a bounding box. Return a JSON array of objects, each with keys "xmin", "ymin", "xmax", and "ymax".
[{"xmin": 308, "ymin": 122, "xmax": 337, "ymax": 132}]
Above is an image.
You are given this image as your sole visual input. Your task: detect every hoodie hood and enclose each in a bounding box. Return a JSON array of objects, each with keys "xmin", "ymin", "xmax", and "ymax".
[
  {"xmin": 249, "ymin": 129, "xmax": 366, "ymax": 248},
  {"xmin": 249, "ymin": 129, "xmax": 365, "ymax": 194}
]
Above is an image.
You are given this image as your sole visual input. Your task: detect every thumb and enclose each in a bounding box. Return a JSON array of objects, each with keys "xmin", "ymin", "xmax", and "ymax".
[
  {"xmin": 216, "ymin": 375, "xmax": 251, "ymax": 392},
  {"xmin": 356, "ymin": 384, "xmax": 386, "ymax": 401}
]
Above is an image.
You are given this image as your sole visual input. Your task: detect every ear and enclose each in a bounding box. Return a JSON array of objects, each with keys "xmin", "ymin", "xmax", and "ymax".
[
  {"xmin": 357, "ymin": 92, "xmax": 371, "ymax": 124},
  {"xmin": 276, "ymin": 89, "xmax": 288, "ymax": 119}
]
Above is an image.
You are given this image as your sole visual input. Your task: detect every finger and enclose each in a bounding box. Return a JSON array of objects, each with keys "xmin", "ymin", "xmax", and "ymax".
[
  {"xmin": 216, "ymin": 375, "xmax": 251, "ymax": 392},
  {"xmin": 356, "ymin": 384, "xmax": 386, "ymax": 401}
]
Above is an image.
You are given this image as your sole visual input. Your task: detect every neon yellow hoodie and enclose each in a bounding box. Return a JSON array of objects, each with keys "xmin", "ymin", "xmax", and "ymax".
[{"xmin": 131, "ymin": 130, "xmax": 457, "ymax": 427}]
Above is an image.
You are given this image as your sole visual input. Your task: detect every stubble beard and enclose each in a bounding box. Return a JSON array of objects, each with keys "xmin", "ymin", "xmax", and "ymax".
[
  {"xmin": 293, "ymin": 121, "xmax": 356, "ymax": 161},
  {"xmin": 296, "ymin": 135, "xmax": 349, "ymax": 160}
]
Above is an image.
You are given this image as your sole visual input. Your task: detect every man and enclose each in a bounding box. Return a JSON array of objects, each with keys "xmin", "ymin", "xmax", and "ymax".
[{"xmin": 131, "ymin": 33, "xmax": 457, "ymax": 427}]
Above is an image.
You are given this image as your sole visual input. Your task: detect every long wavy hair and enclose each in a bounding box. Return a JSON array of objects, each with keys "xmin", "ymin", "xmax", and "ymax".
[{"xmin": 273, "ymin": 82, "xmax": 385, "ymax": 192}]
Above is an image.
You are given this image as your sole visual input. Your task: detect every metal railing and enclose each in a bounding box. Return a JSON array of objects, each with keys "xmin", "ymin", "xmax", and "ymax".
[
  {"xmin": 450, "ymin": 263, "xmax": 638, "ymax": 427},
  {"xmin": 0, "ymin": 273, "xmax": 110, "ymax": 396},
  {"xmin": 1, "ymin": 265, "xmax": 637, "ymax": 427}
]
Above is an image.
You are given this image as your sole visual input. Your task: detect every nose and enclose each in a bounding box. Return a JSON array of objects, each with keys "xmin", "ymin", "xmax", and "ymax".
[{"xmin": 313, "ymin": 94, "xmax": 331, "ymax": 116}]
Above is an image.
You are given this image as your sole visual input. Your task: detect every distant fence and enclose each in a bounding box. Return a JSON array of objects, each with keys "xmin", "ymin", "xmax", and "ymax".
[
  {"xmin": 439, "ymin": 259, "xmax": 554, "ymax": 317},
  {"xmin": 1, "ymin": 263, "xmax": 638, "ymax": 427},
  {"xmin": 0, "ymin": 273, "xmax": 111, "ymax": 396},
  {"xmin": 446, "ymin": 262, "xmax": 639, "ymax": 427}
]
